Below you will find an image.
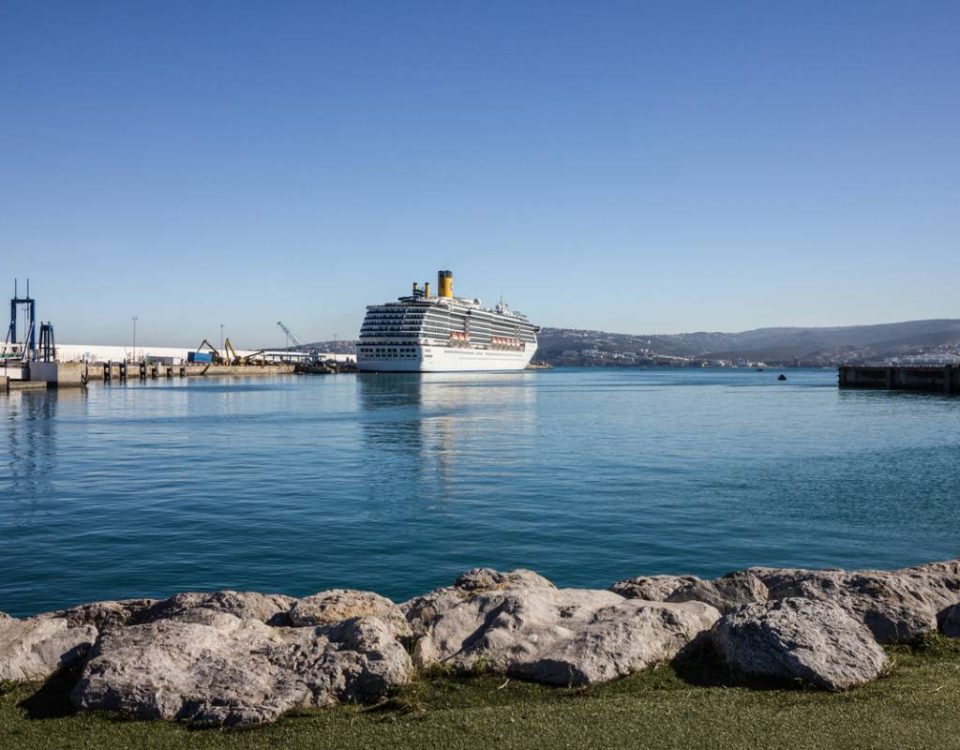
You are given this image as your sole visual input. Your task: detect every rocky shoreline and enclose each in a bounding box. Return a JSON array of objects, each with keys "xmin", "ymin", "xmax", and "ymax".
[{"xmin": 2, "ymin": 558, "xmax": 959, "ymax": 727}]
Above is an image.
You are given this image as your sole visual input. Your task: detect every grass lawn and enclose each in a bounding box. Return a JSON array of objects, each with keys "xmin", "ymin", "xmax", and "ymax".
[{"xmin": 2, "ymin": 636, "xmax": 959, "ymax": 750}]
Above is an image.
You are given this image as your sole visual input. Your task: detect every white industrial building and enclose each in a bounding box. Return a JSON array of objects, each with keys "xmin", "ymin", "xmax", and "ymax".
[{"xmin": 54, "ymin": 344, "xmax": 355, "ymax": 365}]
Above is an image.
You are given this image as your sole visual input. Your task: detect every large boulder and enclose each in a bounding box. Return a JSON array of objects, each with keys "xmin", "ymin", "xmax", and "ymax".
[
  {"xmin": 612, "ymin": 571, "xmax": 768, "ymax": 613},
  {"xmin": 289, "ymin": 590, "xmax": 412, "ymax": 639},
  {"xmin": 132, "ymin": 591, "xmax": 298, "ymax": 627},
  {"xmin": 453, "ymin": 568, "xmax": 555, "ymax": 592},
  {"xmin": 610, "ymin": 575, "xmax": 698, "ymax": 602},
  {"xmin": 42, "ymin": 599, "xmax": 157, "ymax": 631},
  {"xmin": 749, "ymin": 561, "xmax": 960, "ymax": 643},
  {"xmin": 667, "ymin": 571, "xmax": 769, "ymax": 613},
  {"xmin": 711, "ymin": 597, "xmax": 889, "ymax": 690},
  {"xmin": 72, "ymin": 609, "xmax": 412, "ymax": 726},
  {"xmin": 403, "ymin": 568, "xmax": 555, "ymax": 637},
  {"xmin": 615, "ymin": 558, "xmax": 960, "ymax": 643},
  {"xmin": 0, "ymin": 616, "xmax": 98, "ymax": 682},
  {"xmin": 412, "ymin": 582, "xmax": 719, "ymax": 686}
]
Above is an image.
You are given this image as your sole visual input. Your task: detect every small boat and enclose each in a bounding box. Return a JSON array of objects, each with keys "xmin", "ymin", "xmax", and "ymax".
[{"xmin": 777, "ymin": 374, "xmax": 787, "ymax": 381}]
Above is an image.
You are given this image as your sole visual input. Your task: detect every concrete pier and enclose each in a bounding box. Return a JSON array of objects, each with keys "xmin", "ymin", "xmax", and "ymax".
[
  {"xmin": 1, "ymin": 361, "xmax": 296, "ymax": 390},
  {"xmin": 93, "ymin": 362, "xmax": 295, "ymax": 383},
  {"xmin": 30, "ymin": 361, "xmax": 89, "ymax": 387},
  {"xmin": 838, "ymin": 365, "xmax": 960, "ymax": 394}
]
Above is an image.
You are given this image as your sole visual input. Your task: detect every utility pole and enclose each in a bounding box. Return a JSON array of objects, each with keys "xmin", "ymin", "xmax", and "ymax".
[
  {"xmin": 131, "ymin": 316, "xmax": 138, "ymax": 362},
  {"xmin": 220, "ymin": 323, "xmax": 225, "ymax": 351}
]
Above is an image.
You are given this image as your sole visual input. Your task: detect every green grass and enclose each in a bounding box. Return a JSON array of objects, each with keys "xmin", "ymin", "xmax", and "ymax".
[{"xmin": 3, "ymin": 637, "xmax": 960, "ymax": 750}]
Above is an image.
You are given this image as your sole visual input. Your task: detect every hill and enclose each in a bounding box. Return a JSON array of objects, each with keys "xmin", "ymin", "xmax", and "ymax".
[
  {"xmin": 307, "ymin": 319, "xmax": 960, "ymax": 368},
  {"xmin": 538, "ymin": 319, "xmax": 960, "ymax": 367}
]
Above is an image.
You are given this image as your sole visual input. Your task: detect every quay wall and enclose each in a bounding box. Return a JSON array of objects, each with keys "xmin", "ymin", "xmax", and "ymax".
[
  {"xmin": 838, "ymin": 364, "xmax": 960, "ymax": 394},
  {"xmin": 95, "ymin": 362, "xmax": 296, "ymax": 382},
  {"xmin": 55, "ymin": 344, "xmax": 355, "ymax": 365},
  {"xmin": 3, "ymin": 362, "xmax": 296, "ymax": 389}
]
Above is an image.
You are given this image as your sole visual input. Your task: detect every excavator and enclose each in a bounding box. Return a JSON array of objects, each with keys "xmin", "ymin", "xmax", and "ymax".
[
  {"xmin": 225, "ymin": 338, "xmax": 267, "ymax": 365},
  {"xmin": 193, "ymin": 339, "xmax": 223, "ymax": 364},
  {"xmin": 193, "ymin": 338, "xmax": 266, "ymax": 366}
]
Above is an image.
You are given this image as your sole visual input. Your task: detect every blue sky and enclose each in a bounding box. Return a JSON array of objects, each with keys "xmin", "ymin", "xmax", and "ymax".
[{"xmin": 2, "ymin": 1, "xmax": 958, "ymax": 346}]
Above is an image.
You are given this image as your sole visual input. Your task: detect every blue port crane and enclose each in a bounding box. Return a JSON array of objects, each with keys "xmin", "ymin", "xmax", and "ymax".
[{"xmin": 2, "ymin": 280, "xmax": 59, "ymax": 364}]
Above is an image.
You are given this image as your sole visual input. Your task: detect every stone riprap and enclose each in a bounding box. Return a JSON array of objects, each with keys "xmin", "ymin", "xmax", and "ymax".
[
  {"xmin": 405, "ymin": 569, "xmax": 718, "ymax": 685},
  {"xmin": 0, "ymin": 558, "xmax": 958, "ymax": 726},
  {"xmin": 0, "ymin": 615, "xmax": 98, "ymax": 681},
  {"xmin": 289, "ymin": 589, "xmax": 412, "ymax": 639},
  {"xmin": 42, "ymin": 598, "xmax": 157, "ymax": 631},
  {"xmin": 710, "ymin": 597, "xmax": 890, "ymax": 690},
  {"xmin": 402, "ymin": 567, "xmax": 556, "ymax": 638},
  {"xmin": 612, "ymin": 559, "xmax": 960, "ymax": 643},
  {"xmin": 612, "ymin": 571, "xmax": 768, "ymax": 613},
  {"xmin": 132, "ymin": 591, "xmax": 299, "ymax": 627},
  {"xmin": 72, "ymin": 609, "xmax": 412, "ymax": 726}
]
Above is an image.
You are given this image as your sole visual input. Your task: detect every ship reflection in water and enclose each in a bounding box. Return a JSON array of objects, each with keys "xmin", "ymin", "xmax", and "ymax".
[{"xmin": 356, "ymin": 372, "xmax": 539, "ymax": 504}]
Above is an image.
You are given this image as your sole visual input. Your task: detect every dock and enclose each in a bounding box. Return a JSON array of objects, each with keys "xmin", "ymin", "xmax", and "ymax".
[
  {"xmin": 838, "ymin": 364, "xmax": 960, "ymax": 395},
  {"xmin": 1, "ymin": 362, "xmax": 298, "ymax": 391},
  {"xmin": 1, "ymin": 278, "xmax": 357, "ymax": 392}
]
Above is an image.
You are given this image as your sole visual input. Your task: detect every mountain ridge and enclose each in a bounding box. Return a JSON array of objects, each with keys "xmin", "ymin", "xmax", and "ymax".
[
  {"xmin": 305, "ymin": 318, "xmax": 960, "ymax": 367},
  {"xmin": 536, "ymin": 318, "xmax": 960, "ymax": 366}
]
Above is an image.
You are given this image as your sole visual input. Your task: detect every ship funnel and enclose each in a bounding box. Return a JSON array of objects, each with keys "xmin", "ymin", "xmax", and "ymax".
[
  {"xmin": 412, "ymin": 282, "xmax": 419, "ymax": 297},
  {"xmin": 438, "ymin": 269, "xmax": 454, "ymax": 298},
  {"xmin": 424, "ymin": 281, "xmax": 431, "ymax": 298}
]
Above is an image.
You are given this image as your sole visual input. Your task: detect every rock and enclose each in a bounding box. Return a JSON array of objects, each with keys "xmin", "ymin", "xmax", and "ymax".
[
  {"xmin": 515, "ymin": 598, "xmax": 721, "ymax": 686},
  {"xmin": 43, "ymin": 599, "xmax": 157, "ymax": 631},
  {"xmin": 132, "ymin": 591, "xmax": 298, "ymax": 627},
  {"xmin": 289, "ymin": 590, "xmax": 412, "ymax": 639},
  {"xmin": 903, "ymin": 559, "xmax": 960, "ymax": 610},
  {"xmin": 711, "ymin": 597, "xmax": 889, "ymax": 690},
  {"xmin": 413, "ymin": 585, "xmax": 719, "ymax": 685},
  {"xmin": 72, "ymin": 610, "xmax": 412, "ymax": 726},
  {"xmin": 453, "ymin": 568, "xmax": 555, "ymax": 592},
  {"xmin": 403, "ymin": 568, "xmax": 556, "ymax": 637},
  {"xmin": 614, "ymin": 558, "xmax": 960, "ymax": 643},
  {"xmin": 612, "ymin": 572, "xmax": 768, "ymax": 614},
  {"xmin": 610, "ymin": 575, "xmax": 699, "ymax": 602},
  {"xmin": 0, "ymin": 616, "xmax": 98, "ymax": 682},
  {"xmin": 749, "ymin": 562, "xmax": 960, "ymax": 643},
  {"xmin": 937, "ymin": 603, "xmax": 960, "ymax": 637},
  {"xmin": 667, "ymin": 571, "xmax": 769, "ymax": 613}
]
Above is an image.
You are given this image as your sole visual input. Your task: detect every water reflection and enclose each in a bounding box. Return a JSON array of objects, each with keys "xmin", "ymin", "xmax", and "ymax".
[
  {"xmin": 3, "ymin": 389, "xmax": 84, "ymax": 516},
  {"xmin": 356, "ymin": 373, "xmax": 539, "ymax": 502}
]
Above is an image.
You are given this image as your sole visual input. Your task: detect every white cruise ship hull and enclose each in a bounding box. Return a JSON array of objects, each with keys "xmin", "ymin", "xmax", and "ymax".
[{"xmin": 357, "ymin": 344, "xmax": 536, "ymax": 372}]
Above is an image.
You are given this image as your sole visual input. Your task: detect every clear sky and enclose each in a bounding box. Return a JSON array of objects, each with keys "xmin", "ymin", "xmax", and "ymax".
[{"xmin": 2, "ymin": 1, "xmax": 958, "ymax": 347}]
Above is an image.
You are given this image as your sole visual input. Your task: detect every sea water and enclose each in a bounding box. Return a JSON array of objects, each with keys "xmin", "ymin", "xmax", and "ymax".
[{"xmin": 2, "ymin": 368, "xmax": 958, "ymax": 616}]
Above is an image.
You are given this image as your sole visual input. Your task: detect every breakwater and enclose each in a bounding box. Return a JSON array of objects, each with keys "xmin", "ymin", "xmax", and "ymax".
[
  {"xmin": 2, "ymin": 557, "xmax": 959, "ymax": 727},
  {"xmin": 839, "ymin": 364, "xmax": 960, "ymax": 394}
]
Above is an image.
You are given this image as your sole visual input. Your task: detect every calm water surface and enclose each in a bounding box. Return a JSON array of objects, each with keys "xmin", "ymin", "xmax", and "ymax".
[{"xmin": 2, "ymin": 368, "xmax": 958, "ymax": 616}]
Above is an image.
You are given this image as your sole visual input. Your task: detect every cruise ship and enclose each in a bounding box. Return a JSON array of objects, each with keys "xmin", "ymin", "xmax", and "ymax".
[{"xmin": 357, "ymin": 270, "xmax": 539, "ymax": 372}]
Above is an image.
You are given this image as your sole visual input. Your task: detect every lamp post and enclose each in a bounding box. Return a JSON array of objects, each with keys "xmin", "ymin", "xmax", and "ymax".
[{"xmin": 131, "ymin": 316, "xmax": 138, "ymax": 362}]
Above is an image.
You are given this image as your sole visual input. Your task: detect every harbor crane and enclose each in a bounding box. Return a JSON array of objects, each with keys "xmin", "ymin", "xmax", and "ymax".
[
  {"xmin": 277, "ymin": 320, "xmax": 326, "ymax": 366},
  {"xmin": 276, "ymin": 320, "xmax": 305, "ymax": 350}
]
